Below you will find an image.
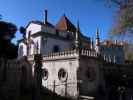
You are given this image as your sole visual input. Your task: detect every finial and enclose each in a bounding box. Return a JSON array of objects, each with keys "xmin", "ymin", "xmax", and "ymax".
[{"xmin": 76, "ymin": 20, "xmax": 80, "ymax": 33}]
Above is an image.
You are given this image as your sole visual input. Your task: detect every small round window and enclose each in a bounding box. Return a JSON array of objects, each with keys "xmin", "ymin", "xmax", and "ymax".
[
  {"xmin": 58, "ymin": 68, "xmax": 68, "ymax": 82},
  {"xmin": 42, "ymin": 68, "xmax": 48, "ymax": 80}
]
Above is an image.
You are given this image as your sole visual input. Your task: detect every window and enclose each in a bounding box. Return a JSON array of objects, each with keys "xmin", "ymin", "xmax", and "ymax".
[
  {"xmin": 58, "ymin": 68, "xmax": 68, "ymax": 82},
  {"xmin": 42, "ymin": 68, "xmax": 48, "ymax": 80},
  {"xmin": 53, "ymin": 45, "xmax": 60, "ymax": 52}
]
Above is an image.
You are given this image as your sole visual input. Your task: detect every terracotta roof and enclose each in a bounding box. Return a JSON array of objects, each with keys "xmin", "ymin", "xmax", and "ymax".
[
  {"xmin": 101, "ymin": 40, "xmax": 125, "ymax": 47},
  {"xmin": 55, "ymin": 15, "xmax": 76, "ymax": 32}
]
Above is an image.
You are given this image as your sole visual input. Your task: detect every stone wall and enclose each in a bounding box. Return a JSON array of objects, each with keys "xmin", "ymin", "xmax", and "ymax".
[
  {"xmin": 79, "ymin": 56, "xmax": 106, "ymax": 99},
  {"xmin": 0, "ymin": 57, "xmax": 33, "ymax": 99},
  {"xmin": 41, "ymin": 49, "xmax": 103, "ymax": 99},
  {"xmin": 42, "ymin": 52, "xmax": 79, "ymax": 98}
]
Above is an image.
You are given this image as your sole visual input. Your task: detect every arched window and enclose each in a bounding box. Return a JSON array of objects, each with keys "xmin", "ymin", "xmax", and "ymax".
[
  {"xmin": 42, "ymin": 68, "xmax": 48, "ymax": 80},
  {"xmin": 58, "ymin": 68, "xmax": 68, "ymax": 82},
  {"xmin": 53, "ymin": 45, "xmax": 60, "ymax": 52}
]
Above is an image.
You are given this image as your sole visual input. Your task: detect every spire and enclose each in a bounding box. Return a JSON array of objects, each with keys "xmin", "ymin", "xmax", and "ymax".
[
  {"xmin": 96, "ymin": 28, "xmax": 99, "ymax": 39},
  {"xmin": 75, "ymin": 20, "xmax": 80, "ymax": 48},
  {"xmin": 95, "ymin": 28, "xmax": 100, "ymax": 46},
  {"xmin": 95, "ymin": 28, "xmax": 100, "ymax": 54},
  {"xmin": 91, "ymin": 38, "xmax": 94, "ymax": 50},
  {"xmin": 77, "ymin": 20, "xmax": 80, "ymax": 33}
]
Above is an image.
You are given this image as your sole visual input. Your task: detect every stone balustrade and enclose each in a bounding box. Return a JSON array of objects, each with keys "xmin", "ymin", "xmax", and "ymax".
[
  {"xmin": 27, "ymin": 49, "xmax": 116, "ymax": 64},
  {"xmin": 43, "ymin": 49, "xmax": 78, "ymax": 60},
  {"xmin": 28, "ymin": 49, "xmax": 116, "ymax": 63},
  {"xmin": 80, "ymin": 49, "xmax": 98, "ymax": 57},
  {"xmin": 103, "ymin": 54, "xmax": 116, "ymax": 64},
  {"xmin": 43, "ymin": 49, "xmax": 98, "ymax": 60}
]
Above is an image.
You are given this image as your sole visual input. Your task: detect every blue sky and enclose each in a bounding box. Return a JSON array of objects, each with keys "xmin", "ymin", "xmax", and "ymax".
[{"xmin": 0, "ymin": 0, "xmax": 117, "ymax": 43}]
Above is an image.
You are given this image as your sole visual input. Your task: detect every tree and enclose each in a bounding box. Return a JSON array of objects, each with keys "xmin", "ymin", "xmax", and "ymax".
[
  {"xmin": 0, "ymin": 21, "xmax": 18, "ymax": 59},
  {"xmin": 104, "ymin": 0, "xmax": 133, "ymax": 42},
  {"xmin": 102, "ymin": 0, "xmax": 133, "ymax": 61},
  {"xmin": 0, "ymin": 21, "xmax": 17, "ymax": 38}
]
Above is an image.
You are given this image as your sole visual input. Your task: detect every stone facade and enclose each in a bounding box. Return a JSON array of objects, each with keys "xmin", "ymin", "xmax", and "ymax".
[{"xmin": 27, "ymin": 49, "xmax": 105, "ymax": 99}]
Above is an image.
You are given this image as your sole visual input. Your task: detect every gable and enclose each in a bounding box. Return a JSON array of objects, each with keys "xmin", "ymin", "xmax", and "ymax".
[{"xmin": 26, "ymin": 22, "xmax": 42, "ymax": 38}]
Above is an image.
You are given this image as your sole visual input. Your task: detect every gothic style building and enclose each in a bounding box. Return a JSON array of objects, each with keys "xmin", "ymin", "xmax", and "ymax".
[{"xmin": 17, "ymin": 10, "xmax": 133, "ymax": 100}]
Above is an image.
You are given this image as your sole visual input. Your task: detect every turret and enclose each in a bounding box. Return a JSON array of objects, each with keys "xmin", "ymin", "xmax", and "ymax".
[{"xmin": 95, "ymin": 28, "xmax": 100, "ymax": 54}]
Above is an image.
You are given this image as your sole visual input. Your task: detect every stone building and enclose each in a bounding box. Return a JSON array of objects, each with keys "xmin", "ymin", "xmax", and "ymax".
[{"xmin": 17, "ymin": 10, "xmax": 133, "ymax": 100}]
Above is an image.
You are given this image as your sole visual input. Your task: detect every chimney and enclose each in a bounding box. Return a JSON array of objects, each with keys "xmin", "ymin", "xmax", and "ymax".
[{"xmin": 44, "ymin": 9, "xmax": 48, "ymax": 24}]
